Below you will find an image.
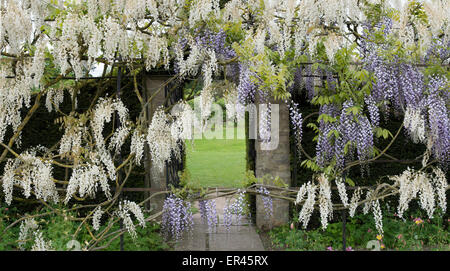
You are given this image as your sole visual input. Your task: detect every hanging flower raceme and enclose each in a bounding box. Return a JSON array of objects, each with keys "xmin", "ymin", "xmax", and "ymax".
[
  {"xmin": 390, "ymin": 167, "xmax": 447, "ymax": 219},
  {"xmin": 364, "ymin": 94, "xmax": 380, "ymax": 128},
  {"xmin": 425, "ymin": 76, "xmax": 450, "ymax": 166},
  {"xmin": 316, "ymin": 104, "xmax": 339, "ymax": 167},
  {"xmin": 90, "ymin": 97, "xmax": 129, "ymax": 180},
  {"xmin": 130, "ymin": 129, "xmax": 146, "ymax": 166},
  {"xmin": 349, "ymin": 187, "xmax": 362, "ymax": 218},
  {"xmin": 18, "ymin": 218, "xmax": 53, "ymax": 251},
  {"xmin": 289, "ymin": 102, "xmax": 303, "ymax": 156},
  {"xmin": 31, "ymin": 231, "xmax": 53, "ymax": 251},
  {"xmin": 1, "ymin": 1, "xmax": 33, "ymax": 55},
  {"xmin": 188, "ymin": 0, "xmax": 220, "ymax": 28},
  {"xmin": 64, "ymin": 160, "xmax": 111, "ymax": 204},
  {"xmin": 18, "ymin": 218, "xmax": 38, "ymax": 250},
  {"xmin": 372, "ymin": 199, "xmax": 384, "ymax": 235},
  {"xmin": 161, "ymin": 194, "xmax": 194, "ymax": 241},
  {"xmin": 145, "ymin": 35, "xmax": 170, "ymax": 71},
  {"xmin": 199, "ymin": 199, "xmax": 218, "ymax": 233},
  {"xmin": 256, "ymin": 186, "xmax": 273, "ymax": 220},
  {"xmin": 223, "ymin": 189, "xmax": 249, "ymax": 231},
  {"xmin": 116, "ymin": 200, "xmax": 146, "ymax": 239},
  {"xmin": 194, "ymin": 28, "xmax": 236, "ymax": 61},
  {"xmin": 332, "ymin": 100, "xmax": 375, "ymax": 170},
  {"xmin": 335, "ymin": 177, "xmax": 349, "ymax": 207},
  {"xmin": 318, "ymin": 174, "xmax": 333, "ymax": 230},
  {"xmin": 304, "ymin": 65, "xmax": 316, "ymax": 102},
  {"xmin": 298, "ymin": 181, "xmax": 317, "ymax": 229},
  {"xmin": 295, "ymin": 182, "xmax": 307, "ymax": 205},
  {"xmin": 92, "ymin": 206, "xmax": 104, "ymax": 231},
  {"xmin": 404, "ymin": 106, "xmax": 426, "ymax": 144},
  {"xmin": 147, "ymin": 108, "xmax": 181, "ymax": 172},
  {"xmin": 362, "ymin": 189, "xmax": 374, "ymax": 215},
  {"xmin": 2, "ymin": 151, "xmax": 58, "ymax": 205},
  {"xmin": 237, "ymin": 64, "xmax": 258, "ymax": 107}
]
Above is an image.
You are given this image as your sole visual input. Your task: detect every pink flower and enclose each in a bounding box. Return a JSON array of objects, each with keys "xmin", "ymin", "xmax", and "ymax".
[
  {"xmin": 367, "ymin": 228, "xmax": 372, "ymax": 233},
  {"xmin": 346, "ymin": 246, "xmax": 353, "ymax": 251},
  {"xmin": 397, "ymin": 234, "xmax": 403, "ymax": 239},
  {"xmin": 327, "ymin": 246, "xmax": 333, "ymax": 251},
  {"xmin": 4, "ymin": 208, "xmax": 8, "ymax": 211},
  {"xmin": 290, "ymin": 223, "xmax": 295, "ymax": 230}
]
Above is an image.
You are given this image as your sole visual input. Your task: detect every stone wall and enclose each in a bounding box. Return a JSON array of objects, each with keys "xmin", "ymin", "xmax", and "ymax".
[
  {"xmin": 144, "ymin": 76, "xmax": 169, "ymax": 214},
  {"xmin": 255, "ymin": 98, "xmax": 291, "ymax": 230}
]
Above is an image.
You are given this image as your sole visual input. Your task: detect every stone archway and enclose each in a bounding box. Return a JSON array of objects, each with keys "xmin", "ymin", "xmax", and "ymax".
[
  {"xmin": 254, "ymin": 98, "xmax": 291, "ymax": 230},
  {"xmin": 143, "ymin": 72, "xmax": 184, "ymax": 213}
]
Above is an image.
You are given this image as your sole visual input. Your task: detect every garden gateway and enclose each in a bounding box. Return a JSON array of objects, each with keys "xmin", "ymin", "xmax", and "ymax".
[{"xmin": 0, "ymin": 0, "xmax": 448, "ymax": 251}]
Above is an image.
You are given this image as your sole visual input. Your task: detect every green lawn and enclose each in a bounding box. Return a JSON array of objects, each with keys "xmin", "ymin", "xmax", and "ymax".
[{"xmin": 185, "ymin": 122, "xmax": 246, "ymax": 188}]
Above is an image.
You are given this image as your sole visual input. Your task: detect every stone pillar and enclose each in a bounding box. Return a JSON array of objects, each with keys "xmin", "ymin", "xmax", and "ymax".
[
  {"xmin": 255, "ymin": 98, "xmax": 291, "ymax": 230},
  {"xmin": 144, "ymin": 75, "xmax": 169, "ymax": 214}
]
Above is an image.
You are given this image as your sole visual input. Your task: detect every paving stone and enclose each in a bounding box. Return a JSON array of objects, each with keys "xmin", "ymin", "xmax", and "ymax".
[
  {"xmin": 175, "ymin": 222, "xmax": 207, "ymax": 251},
  {"xmin": 208, "ymin": 233, "xmax": 265, "ymax": 251},
  {"xmin": 175, "ymin": 197, "xmax": 265, "ymax": 251}
]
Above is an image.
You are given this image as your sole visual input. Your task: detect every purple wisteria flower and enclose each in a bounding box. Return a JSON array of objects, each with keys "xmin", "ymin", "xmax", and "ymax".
[
  {"xmin": 364, "ymin": 94, "xmax": 380, "ymax": 127},
  {"xmin": 399, "ymin": 64, "xmax": 424, "ymax": 108},
  {"xmin": 326, "ymin": 100, "xmax": 375, "ymax": 170},
  {"xmin": 304, "ymin": 64, "xmax": 315, "ymax": 101},
  {"xmin": 425, "ymin": 38, "xmax": 450, "ymax": 63},
  {"xmin": 256, "ymin": 186, "xmax": 273, "ymax": 220},
  {"xmin": 425, "ymin": 76, "xmax": 450, "ymax": 166},
  {"xmin": 289, "ymin": 102, "xmax": 303, "ymax": 154},
  {"xmin": 237, "ymin": 64, "xmax": 257, "ymax": 105},
  {"xmin": 356, "ymin": 115, "xmax": 374, "ymax": 164},
  {"xmin": 161, "ymin": 194, "xmax": 194, "ymax": 241},
  {"xmin": 195, "ymin": 28, "xmax": 236, "ymax": 61},
  {"xmin": 292, "ymin": 66, "xmax": 303, "ymax": 92},
  {"xmin": 316, "ymin": 104, "xmax": 339, "ymax": 167},
  {"xmin": 199, "ymin": 199, "xmax": 218, "ymax": 233},
  {"xmin": 223, "ymin": 190, "xmax": 249, "ymax": 232}
]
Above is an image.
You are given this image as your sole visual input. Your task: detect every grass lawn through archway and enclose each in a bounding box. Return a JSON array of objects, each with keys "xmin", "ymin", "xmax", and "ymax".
[{"xmin": 185, "ymin": 121, "xmax": 246, "ymax": 188}]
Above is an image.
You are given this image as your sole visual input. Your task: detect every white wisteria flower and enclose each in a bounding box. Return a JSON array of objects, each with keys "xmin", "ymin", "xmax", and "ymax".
[
  {"xmin": 349, "ymin": 187, "xmax": 362, "ymax": 217},
  {"xmin": 363, "ymin": 190, "xmax": 374, "ymax": 215},
  {"xmin": 335, "ymin": 177, "xmax": 349, "ymax": 207},
  {"xmin": 147, "ymin": 107, "xmax": 183, "ymax": 172},
  {"xmin": 295, "ymin": 182, "xmax": 307, "ymax": 205},
  {"xmin": 432, "ymin": 167, "xmax": 447, "ymax": 214},
  {"xmin": 31, "ymin": 230, "xmax": 53, "ymax": 251},
  {"xmin": 372, "ymin": 199, "xmax": 384, "ymax": 235},
  {"xmin": 318, "ymin": 174, "xmax": 333, "ymax": 230},
  {"xmin": 130, "ymin": 129, "xmax": 146, "ymax": 166},
  {"xmin": 298, "ymin": 181, "xmax": 317, "ymax": 229},
  {"xmin": 404, "ymin": 106, "xmax": 426, "ymax": 144},
  {"xmin": 92, "ymin": 206, "xmax": 104, "ymax": 231},
  {"xmin": 2, "ymin": 151, "xmax": 58, "ymax": 205},
  {"xmin": 116, "ymin": 200, "xmax": 146, "ymax": 239},
  {"xmin": 18, "ymin": 218, "xmax": 38, "ymax": 250},
  {"xmin": 390, "ymin": 167, "xmax": 446, "ymax": 219}
]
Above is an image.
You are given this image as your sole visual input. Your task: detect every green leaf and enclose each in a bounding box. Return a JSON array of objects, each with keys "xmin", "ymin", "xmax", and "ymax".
[
  {"xmin": 306, "ymin": 123, "xmax": 319, "ymax": 132},
  {"xmin": 343, "ymin": 141, "xmax": 352, "ymax": 155},
  {"xmin": 345, "ymin": 178, "xmax": 355, "ymax": 187}
]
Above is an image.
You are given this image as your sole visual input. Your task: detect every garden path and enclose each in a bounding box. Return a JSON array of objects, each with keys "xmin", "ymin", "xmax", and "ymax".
[{"xmin": 175, "ymin": 195, "xmax": 265, "ymax": 251}]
